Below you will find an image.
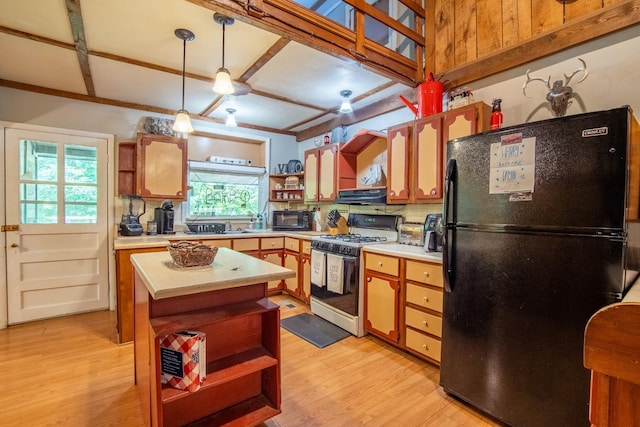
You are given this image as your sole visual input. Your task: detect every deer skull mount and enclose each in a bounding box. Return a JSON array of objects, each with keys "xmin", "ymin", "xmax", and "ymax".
[{"xmin": 522, "ymin": 58, "xmax": 588, "ymax": 117}]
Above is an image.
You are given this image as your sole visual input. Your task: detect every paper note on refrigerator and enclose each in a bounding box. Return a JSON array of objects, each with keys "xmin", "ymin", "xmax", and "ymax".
[{"xmin": 489, "ymin": 134, "xmax": 536, "ymax": 194}]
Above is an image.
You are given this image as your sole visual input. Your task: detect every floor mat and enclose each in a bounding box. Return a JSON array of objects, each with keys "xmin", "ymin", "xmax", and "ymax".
[{"xmin": 280, "ymin": 313, "xmax": 351, "ymax": 348}]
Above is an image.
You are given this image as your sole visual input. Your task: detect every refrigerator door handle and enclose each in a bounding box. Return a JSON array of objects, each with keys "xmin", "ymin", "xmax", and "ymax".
[{"xmin": 443, "ymin": 159, "xmax": 456, "ymax": 292}]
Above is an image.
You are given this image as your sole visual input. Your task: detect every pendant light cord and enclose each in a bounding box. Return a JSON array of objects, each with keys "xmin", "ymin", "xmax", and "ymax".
[
  {"xmin": 221, "ymin": 22, "xmax": 226, "ymax": 69},
  {"xmin": 181, "ymin": 38, "xmax": 186, "ymax": 110}
]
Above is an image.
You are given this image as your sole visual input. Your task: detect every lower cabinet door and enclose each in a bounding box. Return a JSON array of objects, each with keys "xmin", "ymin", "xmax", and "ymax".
[{"xmin": 364, "ymin": 272, "xmax": 399, "ymax": 343}]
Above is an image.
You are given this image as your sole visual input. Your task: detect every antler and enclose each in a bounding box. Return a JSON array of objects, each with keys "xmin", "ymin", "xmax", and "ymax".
[
  {"xmin": 564, "ymin": 57, "xmax": 588, "ymax": 86},
  {"xmin": 522, "ymin": 70, "xmax": 551, "ymax": 97}
]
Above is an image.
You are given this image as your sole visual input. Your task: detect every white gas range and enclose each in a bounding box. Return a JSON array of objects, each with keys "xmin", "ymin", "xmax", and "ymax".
[{"xmin": 309, "ymin": 213, "xmax": 400, "ymax": 337}]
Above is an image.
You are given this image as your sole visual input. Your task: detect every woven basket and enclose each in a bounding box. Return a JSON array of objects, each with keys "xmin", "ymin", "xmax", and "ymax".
[{"xmin": 168, "ymin": 241, "xmax": 218, "ymax": 267}]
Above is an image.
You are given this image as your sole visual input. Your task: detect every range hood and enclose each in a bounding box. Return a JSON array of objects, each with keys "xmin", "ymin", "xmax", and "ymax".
[{"xmin": 334, "ymin": 188, "xmax": 387, "ymax": 205}]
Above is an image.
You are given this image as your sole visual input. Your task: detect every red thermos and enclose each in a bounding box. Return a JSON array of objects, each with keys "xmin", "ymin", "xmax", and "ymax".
[{"xmin": 490, "ymin": 98, "xmax": 503, "ymax": 130}]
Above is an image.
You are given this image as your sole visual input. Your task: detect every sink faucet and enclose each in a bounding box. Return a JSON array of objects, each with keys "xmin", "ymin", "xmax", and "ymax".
[{"xmin": 225, "ymin": 221, "xmax": 232, "ymax": 231}]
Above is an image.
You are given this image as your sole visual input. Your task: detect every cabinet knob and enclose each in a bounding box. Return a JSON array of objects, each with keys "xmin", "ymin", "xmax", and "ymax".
[
  {"xmin": 423, "ymin": 296, "xmax": 429, "ymax": 302},
  {"xmin": 423, "ymin": 272, "xmax": 429, "ymax": 277},
  {"xmin": 367, "ymin": 277, "xmax": 372, "ymax": 282},
  {"xmin": 422, "ymin": 320, "xmax": 428, "ymax": 326},
  {"xmin": 422, "ymin": 344, "xmax": 429, "ymax": 350},
  {"xmin": 378, "ymin": 261, "xmax": 383, "ymax": 267}
]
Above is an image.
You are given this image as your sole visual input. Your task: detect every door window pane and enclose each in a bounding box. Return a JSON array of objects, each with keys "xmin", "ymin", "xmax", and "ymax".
[{"xmin": 19, "ymin": 140, "xmax": 99, "ymax": 224}]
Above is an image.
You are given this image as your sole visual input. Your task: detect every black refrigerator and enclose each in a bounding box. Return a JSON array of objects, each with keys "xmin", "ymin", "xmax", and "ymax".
[{"xmin": 440, "ymin": 107, "xmax": 640, "ymax": 427}]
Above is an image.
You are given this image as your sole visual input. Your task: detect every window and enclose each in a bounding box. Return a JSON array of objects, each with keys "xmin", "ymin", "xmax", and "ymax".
[
  {"xmin": 186, "ymin": 162, "xmax": 266, "ymax": 219},
  {"xmin": 19, "ymin": 140, "xmax": 98, "ymax": 224}
]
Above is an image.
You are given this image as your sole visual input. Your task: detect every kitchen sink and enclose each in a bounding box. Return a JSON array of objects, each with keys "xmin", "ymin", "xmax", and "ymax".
[{"xmin": 224, "ymin": 229, "xmax": 251, "ymax": 234}]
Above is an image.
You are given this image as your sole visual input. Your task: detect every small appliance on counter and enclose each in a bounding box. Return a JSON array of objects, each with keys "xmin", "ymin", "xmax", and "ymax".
[
  {"xmin": 272, "ymin": 210, "xmax": 312, "ymax": 231},
  {"xmin": 120, "ymin": 195, "xmax": 145, "ymax": 236},
  {"xmin": 326, "ymin": 210, "xmax": 349, "ymax": 235},
  {"xmin": 155, "ymin": 199, "xmax": 175, "ymax": 234},
  {"xmin": 424, "ymin": 213, "xmax": 443, "ymax": 252},
  {"xmin": 399, "ymin": 222, "xmax": 424, "ymax": 246}
]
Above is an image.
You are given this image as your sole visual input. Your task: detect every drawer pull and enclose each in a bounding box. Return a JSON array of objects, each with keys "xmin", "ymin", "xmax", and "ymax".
[
  {"xmin": 422, "ymin": 320, "xmax": 428, "ymax": 327},
  {"xmin": 422, "ymin": 344, "xmax": 429, "ymax": 350},
  {"xmin": 423, "ymin": 272, "xmax": 430, "ymax": 277},
  {"xmin": 378, "ymin": 261, "xmax": 383, "ymax": 267},
  {"xmin": 423, "ymin": 296, "xmax": 429, "ymax": 302}
]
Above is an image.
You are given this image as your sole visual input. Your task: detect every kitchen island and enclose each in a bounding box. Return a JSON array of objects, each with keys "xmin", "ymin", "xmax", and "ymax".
[{"xmin": 131, "ymin": 248, "xmax": 295, "ymax": 427}]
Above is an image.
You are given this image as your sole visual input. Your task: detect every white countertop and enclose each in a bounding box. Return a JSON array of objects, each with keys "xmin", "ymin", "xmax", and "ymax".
[
  {"xmin": 363, "ymin": 243, "xmax": 443, "ymax": 263},
  {"xmin": 130, "ymin": 247, "xmax": 296, "ymax": 300}
]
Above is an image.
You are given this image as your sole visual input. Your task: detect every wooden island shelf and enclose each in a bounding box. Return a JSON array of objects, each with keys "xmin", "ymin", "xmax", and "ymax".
[{"xmin": 131, "ymin": 248, "xmax": 295, "ymax": 427}]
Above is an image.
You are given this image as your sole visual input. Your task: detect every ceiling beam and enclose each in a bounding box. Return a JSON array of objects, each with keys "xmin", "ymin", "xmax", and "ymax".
[
  {"xmin": 0, "ymin": 79, "xmax": 296, "ymax": 136},
  {"xmin": 65, "ymin": 0, "xmax": 95, "ymax": 97}
]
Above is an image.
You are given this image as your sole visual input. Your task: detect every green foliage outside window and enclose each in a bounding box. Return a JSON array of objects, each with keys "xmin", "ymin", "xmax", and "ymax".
[{"xmin": 188, "ymin": 170, "xmax": 259, "ymax": 217}]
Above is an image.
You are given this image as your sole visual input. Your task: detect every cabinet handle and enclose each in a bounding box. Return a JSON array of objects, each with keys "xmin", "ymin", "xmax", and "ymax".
[
  {"xmin": 367, "ymin": 277, "xmax": 372, "ymax": 282},
  {"xmin": 378, "ymin": 261, "xmax": 383, "ymax": 267},
  {"xmin": 423, "ymin": 272, "xmax": 430, "ymax": 277},
  {"xmin": 422, "ymin": 344, "xmax": 429, "ymax": 350},
  {"xmin": 422, "ymin": 320, "xmax": 428, "ymax": 327},
  {"xmin": 423, "ymin": 296, "xmax": 429, "ymax": 302}
]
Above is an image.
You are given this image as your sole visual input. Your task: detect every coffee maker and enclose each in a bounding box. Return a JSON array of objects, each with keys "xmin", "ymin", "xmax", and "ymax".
[
  {"xmin": 424, "ymin": 213, "xmax": 443, "ymax": 252},
  {"xmin": 120, "ymin": 195, "xmax": 145, "ymax": 236},
  {"xmin": 155, "ymin": 199, "xmax": 175, "ymax": 234}
]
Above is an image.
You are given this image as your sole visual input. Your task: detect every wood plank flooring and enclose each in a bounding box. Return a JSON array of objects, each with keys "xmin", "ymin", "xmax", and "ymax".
[{"xmin": 0, "ymin": 294, "xmax": 500, "ymax": 426}]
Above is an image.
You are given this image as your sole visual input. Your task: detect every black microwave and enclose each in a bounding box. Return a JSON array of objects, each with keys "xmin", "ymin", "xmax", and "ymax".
[{"xmin": 272, "ymin": 210, "xmax": 312, "ymax": 231}]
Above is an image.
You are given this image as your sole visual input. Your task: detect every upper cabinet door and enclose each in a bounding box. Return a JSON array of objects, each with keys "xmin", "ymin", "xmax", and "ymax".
[
  {"xmin": 413, "ymin": 116, "xmax": 444, "ymax": 201},
  {"xmin": 303, "ymin": 149, "xmax": 319, "ymax": 202},
  {"xmin": 318, "ymin": 144, "xmax": 339, "ymax": 201},
  {"xmin": 387, "ymin": 123, "xmax": 412, "ymax": 204},
  {"xmin": 137, "ymin": 134, "xmax": 188, "ymax": 201}
]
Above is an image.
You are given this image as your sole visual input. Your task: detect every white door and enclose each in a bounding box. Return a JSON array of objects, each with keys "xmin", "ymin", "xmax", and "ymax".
[{"xmin": 4, "ymin": 127, "xmax": 110, "ymax": 324}]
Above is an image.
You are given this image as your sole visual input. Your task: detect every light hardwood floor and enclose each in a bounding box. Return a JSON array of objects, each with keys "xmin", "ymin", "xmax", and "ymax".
[{"xmin": 0, "ymin": 294, "xmax": 500, "ymax": 427}]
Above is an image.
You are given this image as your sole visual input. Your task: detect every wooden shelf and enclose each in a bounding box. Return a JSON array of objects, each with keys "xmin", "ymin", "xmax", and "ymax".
[
  {"xmin": 150, "ymin": 298, "xmax": 277, "ymax": 337},
  {"xmin": 162, "ymin": 347, "xmax": 277, "ymax": 403},
  {"xmin": 186, "ymin": 395, "xmax": 280, "ymax": 427}
]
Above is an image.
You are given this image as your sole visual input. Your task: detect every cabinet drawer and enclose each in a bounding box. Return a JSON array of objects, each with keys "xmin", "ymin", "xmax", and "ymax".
[
  {"xmin": 301, "ymin": 240, "xmax": 311, "ymax": 255},
  {"xmin": 405, "ymin": 328, "xmax": 441, "ymax": 362},
  {"xmin": 284, "ymin": 237, "xmax": 299, "ymax": 252},
  {"xmin": 406, "ymin": 260, "xmax": 442, "ymax": 288},
  {"xmin": 405, "ymin": 306, "xmax": 442, "ymax": 338},
  {"xmin": 406, "ymin": 283, "xmax": 443, "ymax": 313},
  {"xmin": 200, "ymin": 239, "xmax": 232, "ymax": 249},
  {"xmin": 232, "ymin": 238, "xmax": 260, "ymax": 252},
  {"xmin": 365, "ymin": 253, "xmax": 399, "ymax": 277},
  {"xmin": 261, "ymin": 237, "xmax": 284, "ymax": 250}
]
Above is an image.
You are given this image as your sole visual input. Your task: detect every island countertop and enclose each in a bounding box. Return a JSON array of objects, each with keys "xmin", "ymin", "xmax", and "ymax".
[{"xmin": 131, "ymin": 247, "xmax": 295, "ymax": 299}]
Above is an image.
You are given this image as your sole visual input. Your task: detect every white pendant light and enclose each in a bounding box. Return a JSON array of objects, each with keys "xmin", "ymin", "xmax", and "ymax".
[
  {"xmin": 213, "ymin": 13, "xmax": 235, "ymax": 95},
  {"xmin": 339, "ymin": 89, "xmax": 353, "ymax": 113},
  {"xmin": 172, "ymin": 28, "xmax": 195, "ymax": 134},
  {"xmin": 225, "ymin": 108, "xmax": 237, "ymax": 127}
]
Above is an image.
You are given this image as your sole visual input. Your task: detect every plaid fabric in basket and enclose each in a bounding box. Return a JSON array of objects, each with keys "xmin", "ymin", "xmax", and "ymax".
[{"xmin": 160, "ymin": 331, "xmax": 206, "ymax": 392}]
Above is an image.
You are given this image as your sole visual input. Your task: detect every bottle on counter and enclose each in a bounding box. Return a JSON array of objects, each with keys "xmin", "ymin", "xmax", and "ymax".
[{"xmin": 490, "ymin": 98, "xmax": 503, "ymax": 130}]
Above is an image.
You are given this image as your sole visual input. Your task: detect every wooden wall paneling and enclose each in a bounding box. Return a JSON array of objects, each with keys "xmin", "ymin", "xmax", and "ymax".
[
  {"xmin": 531, "ymin": 0, "xmax": 564, "ymax": 34},
  {"xmin": 516, "ymin": 0, "xmax": 533, "ymax": 42},
  {"xmin": 453, "ymin": 0, "xmax": 477, "ymax": 66},
  {"xmin": 476, "ymin": 0, "xmax": 503, "ymax": 57},
  {"xmin": 434, "ymin": 0, "xmax": 456, "ymax": 74},
  {"xmin": 424, "ymin": 0, "xmax": 436, "ymax": 77},
  {"xmin": 565, "ymin": 0, "xmax": 604, "ymax": 22},
  {"xmin": 501, "ymin": 0, "xmax": 531, "ymax": 47}
]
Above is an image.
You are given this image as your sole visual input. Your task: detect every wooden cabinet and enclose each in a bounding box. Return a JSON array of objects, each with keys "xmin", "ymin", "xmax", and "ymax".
[
  {"xmin": 584, "ymin": 297, "xmax": 640, "ymax": 426},
  {"xmin": 137, "ymin": 133, "xmax": 188, "ymax": 201},
  {"xmin": 363, "ymin": 253, "xmax": 401, "ymax": 343},
  {"xmin": 387, "ymin": 102, "xmax": 491, "ymax": 204},
  {"xmin": 261, "ymin": 237, "xmax": 285, "ymax": 292},
  {"xmin": 117, "ymin": 142, "xmax": 137, "ymax": 195},
  {"xmin": 404, "ymin": 259, "xmax": 444, "ymax": 364},
  {"xmin": 115, "ymin": 247, "xmax": 163, "ymax": 343},
  {"xmin": 282, "ymin": 237, "xmax": 300, "ymax": 297},
  {"xmin": 269, "ymin": 173, "xmax": 304, "ymax": 202},
  {"xmin": 303, "ymin": 143, "xmax": 342, "ymax": 202},
  {"xmin": 134, "ymin": 272, "xmax": 281, "ymax": 427}
]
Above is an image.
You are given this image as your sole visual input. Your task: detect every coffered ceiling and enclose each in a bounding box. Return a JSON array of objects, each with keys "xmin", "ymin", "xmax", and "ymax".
[{"xmin": 0, "ymin": 0, "xmax": 414, "ymax": 140}]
